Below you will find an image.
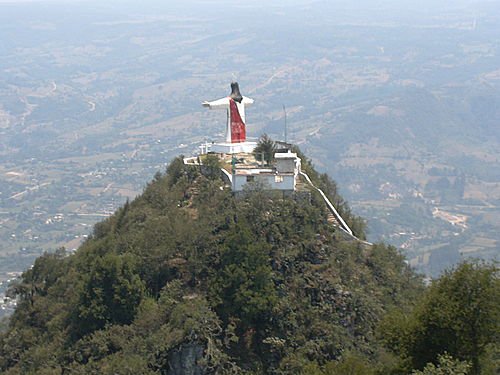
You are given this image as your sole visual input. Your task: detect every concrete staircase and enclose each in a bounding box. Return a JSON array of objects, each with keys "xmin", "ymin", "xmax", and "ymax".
[{"xmin": 299, "ymin": 171, "xmax": 372, "ymax": 246}]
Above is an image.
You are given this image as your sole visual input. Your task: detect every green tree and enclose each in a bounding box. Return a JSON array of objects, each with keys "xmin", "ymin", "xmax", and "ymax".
[
  {"xmin": 324, "ymin": 353, "xmax": 376, "ymax": 375},
  {"xmin": 253, "ymin": 134, "xmax": 277, "ymax": 165},
  {"xmin": 411, "ymin": 353, "xmax": 471, "ymax": 375},
  {"xmin": 72, "ymin": 253, "xmax": 145, "ymax": 338},
  {"xmin": 8, "ymin": 248, "xmax": 68, "ymax": 306},
  {"xmin": 209, "ymin": 223, "xmax": 277, "ymax": 327},
  {"xmin": 380, "ymin": 262, "xmax": 499, "ymax": 374},
  {"xmin": 202, "ymin": 153, "xmax": 222, "ymax": 179}
]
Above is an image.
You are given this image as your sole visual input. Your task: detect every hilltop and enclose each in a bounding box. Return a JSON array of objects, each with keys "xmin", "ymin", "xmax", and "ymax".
[
  {"xmin": 1, "ymin": 152, "xmax": 498, "ymax": 374},
  {"xmin": 0, "ymin": 153, "xmax": 424, "ymax": 374}
]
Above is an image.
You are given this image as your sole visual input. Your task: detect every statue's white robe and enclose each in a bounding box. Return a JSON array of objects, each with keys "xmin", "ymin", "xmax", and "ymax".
[{"xmin": 203, "ymin": 96, "xmax": 254, "ymax": 143}]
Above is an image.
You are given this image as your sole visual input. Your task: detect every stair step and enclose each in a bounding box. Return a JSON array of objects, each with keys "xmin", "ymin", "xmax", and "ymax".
[{"xmin": 327, "ymin": 212, "xmax": 339, "ymax": 226}]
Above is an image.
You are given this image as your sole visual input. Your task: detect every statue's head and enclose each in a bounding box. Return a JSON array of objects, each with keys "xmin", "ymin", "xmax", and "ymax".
[{"xmin": 230, "ymin": 82, "xmax": 243, "ymax": 103}]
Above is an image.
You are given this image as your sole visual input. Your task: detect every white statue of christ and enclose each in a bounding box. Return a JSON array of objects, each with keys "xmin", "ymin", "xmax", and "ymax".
[{"xmin": 202, "ymin": 82, "xmax": 254, "ymax": 143}]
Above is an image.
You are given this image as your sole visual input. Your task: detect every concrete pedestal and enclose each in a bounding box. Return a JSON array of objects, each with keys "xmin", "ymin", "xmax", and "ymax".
[{"xmin": 205, "ymin": 141, "xmax": 257, "ymax": 154}]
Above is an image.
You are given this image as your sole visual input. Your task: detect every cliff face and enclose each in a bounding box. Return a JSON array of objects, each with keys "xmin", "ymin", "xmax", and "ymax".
[
  {"xmin": 0, "ymin": 155, "xmax": 422, "ymax": 374},
  {"xmin": 167, "ymin": 343, "xmax": 205, "ymax": 375}
]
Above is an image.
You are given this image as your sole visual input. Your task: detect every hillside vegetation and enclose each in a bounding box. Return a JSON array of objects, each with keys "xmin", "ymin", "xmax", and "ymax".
[{"xmin": 0, "ymin": 155, "xmax": 497, "ymax": 374}]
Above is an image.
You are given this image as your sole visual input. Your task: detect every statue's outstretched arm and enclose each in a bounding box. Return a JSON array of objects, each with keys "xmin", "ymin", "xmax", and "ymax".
[
  {"xmin": 242, "ymin": 96, "xmax": 254, "ymax": 106},
  {"xmin": 202, "ymin": 97, "xmax": 230, "ymax": 109}
]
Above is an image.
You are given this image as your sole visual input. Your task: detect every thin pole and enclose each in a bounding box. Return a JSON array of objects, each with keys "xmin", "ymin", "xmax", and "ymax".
[{"xmin": 283, "ymin": 104, "xmax": 287, "ymax": 143}]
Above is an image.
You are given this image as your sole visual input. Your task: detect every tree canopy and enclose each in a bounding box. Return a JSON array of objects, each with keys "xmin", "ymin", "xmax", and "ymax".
[
  {"xmin": 253, "ymin": 134, "xmax": 277, "ymax": 165},
  {"xmin": 379, "ymin": 261, "xmax": 499, "ymax": 375}
]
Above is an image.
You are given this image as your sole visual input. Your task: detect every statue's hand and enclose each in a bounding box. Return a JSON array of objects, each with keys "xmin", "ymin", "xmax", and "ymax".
[{"xmin": 201, "ymin": 97, "xmax": 229, "ymax": 108}]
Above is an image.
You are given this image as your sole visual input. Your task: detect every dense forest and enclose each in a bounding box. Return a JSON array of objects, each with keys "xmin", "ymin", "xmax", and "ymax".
[{"xmin": 0, "ymin": 153, "xmax": 498, "ymax": 374}]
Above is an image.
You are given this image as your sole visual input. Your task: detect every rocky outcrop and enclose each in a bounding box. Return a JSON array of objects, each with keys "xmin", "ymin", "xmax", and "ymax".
[{"xmin": 167, "ymin": 343, "xmax": 206, "ymax": 375}]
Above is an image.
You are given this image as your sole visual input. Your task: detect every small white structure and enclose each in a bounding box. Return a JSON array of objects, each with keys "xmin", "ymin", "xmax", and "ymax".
[{"xmin": 232, "ymin": 151, "xmax": 301, "ymax": 192}]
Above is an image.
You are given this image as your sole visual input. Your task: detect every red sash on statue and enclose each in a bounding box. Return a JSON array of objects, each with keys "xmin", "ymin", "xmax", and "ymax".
[{"xmin": 229, "ymin": 98, "xmax": 246, "ymax": 143}]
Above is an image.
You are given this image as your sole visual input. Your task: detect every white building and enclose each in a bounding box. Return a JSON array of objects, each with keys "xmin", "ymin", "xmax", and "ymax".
[{"xmin": 232, "ymin": 152, "xmax": 301, "ymax": 192}]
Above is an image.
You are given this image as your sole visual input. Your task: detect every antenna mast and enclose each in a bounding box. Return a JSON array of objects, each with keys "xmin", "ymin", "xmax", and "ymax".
[{"xmin": 283, "ymin": 104, "xmax": 287, "ymax": 143}]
